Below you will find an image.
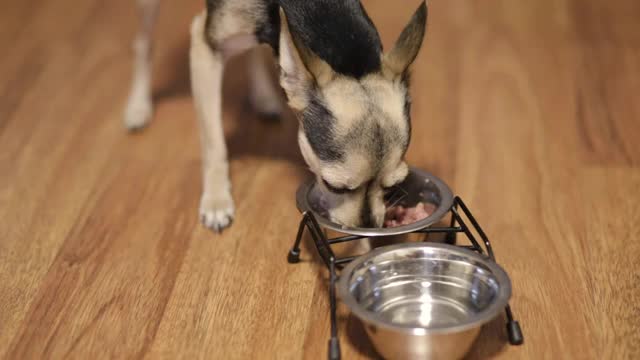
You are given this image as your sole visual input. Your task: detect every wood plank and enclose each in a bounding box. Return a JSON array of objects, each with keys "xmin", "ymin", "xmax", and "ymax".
[{"xmin": 1, "ymin": 0, "xmax": 639, "ymax": 359}]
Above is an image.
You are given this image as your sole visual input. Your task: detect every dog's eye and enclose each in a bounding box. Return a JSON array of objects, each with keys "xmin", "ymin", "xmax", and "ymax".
[
  {"xmin": 383, "ymin": 185, "xmax": 401, "ymax": 195},
  {"xmin": 383, "ymin": 182, "xmax": 405, "ymax": 195},
  {"xmin": 322, "ymin": 179, "xmax": 353, "ymax": 194}
]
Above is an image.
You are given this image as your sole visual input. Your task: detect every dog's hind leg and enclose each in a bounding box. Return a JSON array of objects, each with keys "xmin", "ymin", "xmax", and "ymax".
[
  {"xmin": 248, "ymin": 47, "xmax": 283, "ymax": 120},
  {"xmin": 124, "ymin": 0, "xmax": 160, "ymax": 130}
]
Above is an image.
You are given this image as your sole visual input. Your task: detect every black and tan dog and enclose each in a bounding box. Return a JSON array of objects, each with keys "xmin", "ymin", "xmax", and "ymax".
[{"xmin": 124, "ymin": 0, "xmax": 428, "ymax": 232}]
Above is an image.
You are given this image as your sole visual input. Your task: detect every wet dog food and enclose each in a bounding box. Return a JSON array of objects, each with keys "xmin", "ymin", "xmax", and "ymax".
[{"xmin": 384, "ymin": 202, "xmax": 436, "ymax": 227}]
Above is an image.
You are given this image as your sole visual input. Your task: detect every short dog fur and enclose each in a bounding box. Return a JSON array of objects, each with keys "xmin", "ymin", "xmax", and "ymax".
[{"xmin": 124, "ymin": 0, "xmax": 428, "ymax": 232}]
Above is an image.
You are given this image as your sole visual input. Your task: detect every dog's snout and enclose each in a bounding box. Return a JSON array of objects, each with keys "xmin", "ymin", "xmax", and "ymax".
[
  {"xmin": 325, "ymin": 183, "xmax": 388, "ymax": 228},
  {"xmin": 361, "ymin": 187, "xmax": 386, "ymax": 228},
  {"xmin": 361, "ymin": 211, "xmax": 385, "ymax": 228},
  {"xmin": 360, "ymin": 210, "xmax": 382, "ymax": 228},
  {"xmin": 369, "ymin": 209, "xmax": 385, "ymax": 228},
  {"xmin": 370, "ymin": 215, "xmax": 384, "ymax": 228}
]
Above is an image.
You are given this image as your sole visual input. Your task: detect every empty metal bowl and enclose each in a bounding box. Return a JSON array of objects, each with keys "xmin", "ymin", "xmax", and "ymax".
[
  {"xmin": 296, "ymin": 167, "xmax": 454, "ymax": 236},
  {"xmin": 338, "ymin": 243, "xmax": 511, "ymax": 360}
]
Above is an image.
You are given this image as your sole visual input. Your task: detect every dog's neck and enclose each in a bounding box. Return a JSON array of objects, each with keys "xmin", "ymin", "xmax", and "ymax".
[{"xmin": 258, "ymin": 0, "xmax": 383, "ymax": 79}]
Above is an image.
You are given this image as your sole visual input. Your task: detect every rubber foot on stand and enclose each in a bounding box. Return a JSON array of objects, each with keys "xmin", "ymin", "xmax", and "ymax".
[
  {"xmin": 507, "ymin": 320, "xmax": 524, "ymax": 345},
  {"xmin": 287, "ymin": 250, "xmax": 300, "ymax": 264}
]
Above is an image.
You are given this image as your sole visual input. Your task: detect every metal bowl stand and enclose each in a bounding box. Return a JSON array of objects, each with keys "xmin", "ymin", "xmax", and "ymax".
[{"xmin": 287, "ymin": 196, "xmax": 524, "ymax": 360}]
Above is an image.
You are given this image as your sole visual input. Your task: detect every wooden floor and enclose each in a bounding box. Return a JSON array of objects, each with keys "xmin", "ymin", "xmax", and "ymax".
[{"xmin": 1, "ymin": 0, "xmax": 639, "ymax": 359}]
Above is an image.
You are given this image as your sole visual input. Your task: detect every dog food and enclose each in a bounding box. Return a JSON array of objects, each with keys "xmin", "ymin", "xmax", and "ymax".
[{"xmin": 384, "ymin": 202, "xmax": 436, "ymax": 227}]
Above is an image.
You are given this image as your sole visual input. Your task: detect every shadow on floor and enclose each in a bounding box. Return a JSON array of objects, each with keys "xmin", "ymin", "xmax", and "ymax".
[
  {"xmin": 150, "ymin": 39, "xmax": 306, "ymax": 167},
  {"xmin": 345, "ymin": 315, "xmax": 382, "ymax": 359},
  {"xmin": 465, "ymin": 313, "xmax": 509, "ymax": 359},
  {"xmin": 153, "ymin": 40, "xmax": 192, "ymax": 103}
]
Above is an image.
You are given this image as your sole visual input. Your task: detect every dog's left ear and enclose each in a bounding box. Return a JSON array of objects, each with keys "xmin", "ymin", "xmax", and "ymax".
[
  {"xmin": 382, "ymin": 1, "xmax": 428, "ymax": 79},
  {"xmin": 278, "ymin": 8, "xmax": 334, "ymax": 110}
]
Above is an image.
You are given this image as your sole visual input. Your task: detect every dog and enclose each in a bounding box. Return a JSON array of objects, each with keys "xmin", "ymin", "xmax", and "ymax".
[{"xmin": 123, "ymin": 0, "xmax": 428, "ymax": 232}]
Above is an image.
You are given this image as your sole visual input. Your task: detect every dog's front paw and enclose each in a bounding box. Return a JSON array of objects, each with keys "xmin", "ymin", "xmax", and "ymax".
[
  {"xmin": 199, "ymin": 192, "xmax": 235, "ymax": 232},
  {"xmin": 124, "ymin": 92, "xmax": 153, "ymax": 131}
]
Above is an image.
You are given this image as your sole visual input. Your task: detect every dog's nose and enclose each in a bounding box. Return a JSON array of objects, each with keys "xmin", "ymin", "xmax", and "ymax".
[{"xmin": 360, "ymin": 215, "xmax": 373, "ymax": 228}]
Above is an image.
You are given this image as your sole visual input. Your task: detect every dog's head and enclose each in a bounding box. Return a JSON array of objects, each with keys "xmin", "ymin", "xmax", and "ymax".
[{"xmin": 279, "ymin": 3, "xmax": 427, "ymax": 227}]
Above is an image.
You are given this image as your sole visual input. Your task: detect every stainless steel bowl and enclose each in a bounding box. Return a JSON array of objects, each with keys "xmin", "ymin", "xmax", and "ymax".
[
  {"xmin": 338, "ymin": 243, "xmax": 511, "ymax": 360},
  {"xmin": 296, "ymin": 167, "xmax": 454, "ymax": 236}
]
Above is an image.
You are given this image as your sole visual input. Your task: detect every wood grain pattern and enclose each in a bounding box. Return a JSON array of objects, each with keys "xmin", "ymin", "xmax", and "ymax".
[{"xmin": 1, "ymin": 0, "xmax": 639, "ymax": 359}]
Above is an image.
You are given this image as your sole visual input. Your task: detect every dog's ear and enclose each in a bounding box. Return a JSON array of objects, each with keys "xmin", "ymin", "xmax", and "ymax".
[
  {"xmin": 382, "ymin": 1, "xmax": 427, "ymax": 79},
  {"xmin": 279, "ymin": 8, "xmax": 333, "ymax": 109}
]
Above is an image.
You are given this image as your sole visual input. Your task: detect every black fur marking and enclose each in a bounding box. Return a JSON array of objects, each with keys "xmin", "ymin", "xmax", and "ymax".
[
  {"xmin": 403, "ymin": 96, "xmax": 412, "ymax": 153},
  {"xmin": 401, "ymin": 71, "xmax": 412, "ymax": 153},
  {"xmin": 205, "ymin": 0, "xmax": 223, "ymax": 47},
  {"xmin": 322, "ymin": 179, "xmax": 355, "ymax": 194},
  {"xmin": 302, "ymin": 95, "xmax": 344, "ymax": 161},
  {"xmin": 259, "ymin": 0, "xmax": 383, "ymax": 78},
  {"xmin": 255, "ymin": 0, "xmax": 281, "ymax": 55},
  {"xmin": 360, "ymin": 186, "xmax": 373, "ymax": 227},
  {"xmin": 281, "ymin": 0, "xmax": 382, "ymax": 78},
  {"xmin": 205, "ymin": 0, "xmax": 220, "ymax": 14},
  {"xmin": 374, "ymin": 123, "xmax": 385, "ymax": 161},
  {"xmin": 401, "ymin": 70, "xmax": 412, "ymax": 90},
  {"xmin": 403, "ymin": 96, "xmax": 412, "ymax": 122}
]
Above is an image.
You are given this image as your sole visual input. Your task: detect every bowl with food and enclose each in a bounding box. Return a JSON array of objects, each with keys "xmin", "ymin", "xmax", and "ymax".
[{"xmin": 295, "ymin": 167, "xmax": 454, "ymax": 237}]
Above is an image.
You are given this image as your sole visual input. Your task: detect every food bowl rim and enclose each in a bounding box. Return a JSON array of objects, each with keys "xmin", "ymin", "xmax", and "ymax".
[{"xmin": 295, "ymin": 167, "xmax": 455, "ymax": 236}]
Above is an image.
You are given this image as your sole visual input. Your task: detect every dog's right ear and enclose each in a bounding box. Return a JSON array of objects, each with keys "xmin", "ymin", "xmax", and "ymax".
[
  {"xmin": 382, "ymin": 1, "xmax": 428, "ymax": 79},
  {"xmin": 278, "ymin": 8, "xmax": 333, "ymax": 110}
]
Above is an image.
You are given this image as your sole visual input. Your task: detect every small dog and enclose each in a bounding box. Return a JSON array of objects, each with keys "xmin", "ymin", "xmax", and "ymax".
[{"xmin": 124, "ymin": 0, "xmax": 428, "ymax": 232}]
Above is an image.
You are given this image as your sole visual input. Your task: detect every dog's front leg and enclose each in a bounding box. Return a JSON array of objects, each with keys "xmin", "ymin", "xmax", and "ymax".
[{"xmin": 190, "ymin": 14, "xmax": 234, "ymax": 232}]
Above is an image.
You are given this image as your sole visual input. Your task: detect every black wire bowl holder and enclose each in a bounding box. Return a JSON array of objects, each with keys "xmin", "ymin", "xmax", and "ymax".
[{"xmin": 286, "ymin": 193, "xmax": 524, "ymax": 360}]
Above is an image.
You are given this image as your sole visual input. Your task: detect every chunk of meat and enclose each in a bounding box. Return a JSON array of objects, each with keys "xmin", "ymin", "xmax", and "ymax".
[{"xmin": 384, "ymin": 202, "xmax": 436, "ymax": 228}]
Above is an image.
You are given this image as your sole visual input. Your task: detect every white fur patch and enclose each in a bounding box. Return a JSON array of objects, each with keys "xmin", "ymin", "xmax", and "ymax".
[
  {"xmin": 328, "ymin": 190, "xmax": 365, "ymax": 227},
  {"xmin": 321, "ymin": 77, "xmax": 368, "ymax": 135},
  {"xmin": 321, "ymin": 152, "xmax": 372, "ymax": 190},
  {"xmin": 381, "ymin": 158, "xmax": 409, "ymax": 188},
  {"xmin": 362, "ymin": 75, "xmax": 408, "ymax": 132}
]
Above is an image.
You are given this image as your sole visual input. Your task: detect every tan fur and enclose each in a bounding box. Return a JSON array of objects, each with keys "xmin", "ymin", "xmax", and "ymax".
[
  {"xmin": 380, "ymin": 154, "xmax": 409, "ymax": 188},
  {"xmin": 191, "ymin": 13, "xmax": 239, "ymax": 231},
  {"xmin": 323, "ymin": 152, "xmax": 373, "ymax": 189},
  {"xmin": 298, "ymin": 129, "xmax": 320, "ymax": 173},
  {"xmin": 328, "ymin": 190, "xmax": 366, "ymax": 226},
  {"xmin": 362, "ymin": 75, "xmax": 408, "ymax": 128},
  {"xmin": 205, "ymin": 1, "xmax": 265, "ymax": 45},
  {"xmin": 295, "ymin": 44, "xmax": 335, "ymax": 87},
  {"xmin": 321, "ymin": 77, "xmax": 368, "ymax": 135}
]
